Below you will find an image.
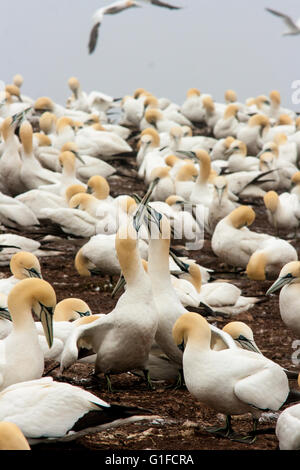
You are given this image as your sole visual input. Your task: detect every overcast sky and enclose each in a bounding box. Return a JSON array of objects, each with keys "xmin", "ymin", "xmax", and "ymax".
[{"xmin": 1, "ymin": 0, "xmax": 300, "ymax": 111}]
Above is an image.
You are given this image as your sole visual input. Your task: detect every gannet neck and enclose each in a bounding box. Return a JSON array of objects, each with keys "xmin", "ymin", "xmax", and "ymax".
[
  {"xmin": 195, "ymin": 151, "xmax": 211, "ymax": 184},
  {"xmin": 246, "ymin": 251, "xmax": 267, "ymax": 281},
  {"xmin": 176, "ymin": 162, "xmax": 198, "ymax": 182},
  {"xmin": 59, "ymin": 151, "xmax": 76, "ymax": 177},
  {"xmin": 20, "ymin": 121, "xmax": 33, "ymax": 155},
  {"xmin": 148, "ymin": 216, "xmax": 173, "ymax": 291},
  {"xmin": 264, "ymin": 191, "xmax": 279, "ymax": 213},
  {"xmin": 1, "ymin": 117, "xmax": 14, "ymax": 142},
  {"xmin": 115, "ymin": 224, "xmax": 145, "ymax": 288},
  {"xmin": 187, "ymin": 263, "xmax": 202, "ymax": 293},
  {"xmin": 173, "ymin": 312, "xmax": 211, "ymax": 351}
]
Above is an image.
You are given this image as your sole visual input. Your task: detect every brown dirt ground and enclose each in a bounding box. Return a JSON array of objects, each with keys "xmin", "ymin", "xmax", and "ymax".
[{"xmin": 5, "ymin": 131, "xmax": 300, "ymax": 452}]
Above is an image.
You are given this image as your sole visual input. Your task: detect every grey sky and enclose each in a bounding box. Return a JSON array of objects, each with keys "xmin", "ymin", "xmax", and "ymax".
[{"xmin": 1, "ymin": 0, "xmax": 300, "ymax": 111}]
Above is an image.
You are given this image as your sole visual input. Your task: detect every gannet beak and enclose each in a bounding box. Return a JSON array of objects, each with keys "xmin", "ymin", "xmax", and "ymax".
[
  {"xmin": 76, "ymin": 310, "xmax": 91, "ymax": 318},
  {"xmin": 176, "ymin": 150, "xmax": 197, "ymax": 162},
  {"xmin": 39, "ymin": 303, "xmax": 54, "ymax": 349},
  {"xmin": 112, "ymin": 274, "xmax": 126, "ymax": 298},
  {"xmin": 0, "ymin": 245, "xmax": 21, "ymax": 251},
  {"xmin": 267, "ymin": 274, "xmax": 294, "ymax": 295},
  {"xmin": 169, "ymin": 249, "xmax": 190, "ymax": 273},
  {"xmin": 73, "ymin": 151, "xmax": 85, "ymax": 165},
  {"xmin": 25, "ymin": 268, "xmax": 42, "ymax": 279},
  {"xmin": 216, "ymin": 187, "xmax": 225, "ymax": 205},
  {"xmin": 0, "ymin": 307, "xmax": 11, "ymax": 321},
  {"xmin": 133, "ymin": 178, "xmax": 160, "ymax": 233},
  {"xmin": 236, "ymin": 335, "xmax": 262, "ymax": 354}
]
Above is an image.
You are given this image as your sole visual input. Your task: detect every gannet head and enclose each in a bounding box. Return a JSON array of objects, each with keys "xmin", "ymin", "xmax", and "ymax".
[
  {"xmin": 13, "ymin": 74, "xmax": 24, "ymax": 88},
  {"xmin": 65, "ymin": 183, "xmax": 86, "ymax": 203},
  {"xmin": 246, "ymin": 251, "xmax": 268, "ymax": 281},
  {"xmin": 255, "ymin": 95, "xmax": 270, "ymax": 109},
  {"xmin": 1, "ymin": 116, "xmax": 14, "ymax": 141},
  {"xmin": 69, "ymin": 193, "xmax": 95, "ymax": 211},
  {"xmin": 143, "ymin": 95, "xmax": 159, "ymax": 110},
  {"xmin": 277, "ymin": 114, "xmax": 293, "ymax": 126},
  {"xmin": 87, "ymin": 175, "xmax": 110, "ymax": 200},
  {"xmin": 165, "ymin": 195, "xmax": 185, "ymax": 206},
  {"xmin": 68, "ymin": 77, "xmax": 81, "ymax": 97},
  {"xmin": 19, "ymin": 120, "xmax": 33, "ymax": 155},
  {"xmin": 292, "ymin": 171, "xmax": 300, "ymax": 186},
  {"xmin": 224, "ymin": 136, "xmax": 235, "ymax": 149},
  {"xmin": 176, "ymin": 162, "xmax": 198, "ymax": 182},
  {"xmin": 165, "ymin": 154, "xmax": 180, "ymax": 167},
  {"xmin": 34, "ymin": 97, "xmax": 54, "ymax": 113},
  {"xmin": 223, "ymin": 322, "xmax": 261, "ymax": 354},
  {"xmin": 186, "ymin": 88, "xmax": 201, "ymax": 99},
  {"xmin": 0, "ymin": 422, "xmax": 30, "ymax": 451},
  {"xmin": 173, "ymin": 312, "xmax": 211, "ymax": 351},
  {"xmin": 224, "ymin": 104, "xmax": 239, "ymax": 120},
  {"xmin": 56, "ymin": 117, "xmax": 74, "ymax": 134},
  {"xmin": 140, "ymin": 128, "xmax": 160, "ymax": 148},
  {"xmin": 225, "ymin": 139, "xmax": 247, "ymax": 158},
  {"xmin": 273, "ymin": 132, "xmax": 288, "ymax": 146},
  {"xmin": 260, "ymin": 142, "xmax": 279, "ymax": 158},
  {"xmin": 182, "ymin": 126, "xmax": 193, "ymax": 137},
  {"xmin": 259, "ymin": 152, "xmax": 276, "ymax": 171},
  {"xmin": 5, "ymin": 85, "xmax": 22, "ymax": 101},
  {"xmin": 228, "ymin": 206, "xmax": 256, "ymax": 229},
  {"xmin": 10, "ymin": 252, "xmax": 42, "ymax": 280},
  {"xmin": 59, "ymin": 150, "xmax": 76, "ymax": 171},
  {"xmin": 39, "ymin": 112, "xmax": 57, "ymax": 134},
  {"xmin": 34, "ymin": 133, "xmax": 52, "ymax": 147},
  {"xmin": 264, "ymin": 191, "xmax": 279, "ymax": 213},
  {"xmin": 8, "ymin": 278, "xmax": 56, "ymax": 348},
  {"xmin": 54, "ymin": 298, "xmax": 91, "ymax": 322},
  {"xmin": 144, "ymin": 109, "xmax": 163, "ymax": 127},
  {"xmin": 202, "ymin": 96, "xmax": 215, "ymax": 113},
  {"xmin": 170, "ymin": 125, "xmax": 184, "ymax": 142},
  {"xmin": 75, "ymin": 249, "xmax": 94, "ymax": 277},
  {"xmin": 134, "ymin": 88, "xmax": 148, "ymax": 99},
  {"xmin": 213, "ymin": 176, "xmax": 228, "ymax": 205},
  {"xmin": 150, "ymin": 166, "xmax": 170, "ymax": 182},
  {"xmin": 225, "ymin": 89, "xmax": 237, "ymax": 103},
  {"xmin": 248, "ymin": 114, "xmax": 270, "ymax": 128},
  {"xmin": 267, "ymin": 261, "xmax": 300, "ymax": 295},
  {"xmin": 269, "ymin": 90, "xmax": 281, "ymax": 106}
]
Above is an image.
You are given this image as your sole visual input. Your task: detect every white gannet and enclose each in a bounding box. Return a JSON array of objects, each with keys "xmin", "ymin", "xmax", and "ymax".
[
  {"xmin": 207, "ymin": 175, "xmax": 238, "ymax": 234},
  {"xmin": 0, "ymin": 193, "xmax": 39, "ymax": 228},
  {"xmin": 224, "ymin": 140, "xmax": 259, "ymax": 173},
  {"xmin": 88, "ymin": 1, "xmax": 141, "ymax": 54},
  {"xmin": 0, "ymin": 279, "xmax": 55, "ymax": 390},
  {"xmin": 173, "ymin": 312, "xmax": 290, "ymax": 443},
  {"xmin": 61, "ymin": 222, "xmax": 158, "ymax": 391},
  {"xmin": 263, "ymin": 190, "xmax": 300, "ymax": 236},
  {"xmin": 213, "ymin": 104, "xmax": 240, "ymax": 140},
  {"xmin": 267, "ymin": 261, "xmax": 300, "ymax": 337},
  {"xmin": 276, "ymin": 376, "xmax": 300, "ymax": 450},
  {"xmin": 212, "ymin": 206, "xmax": 297, "ymax": 275},
  {"xmin": 0, "ymin": 377, "xmax": 155, "ymax": 443},
  {"xmin": 266, "ymin": 8, "xmax": 300, "ymax": 35},
  {"xmin": 19, "ymin": 121, "xmax": 61, "ymax": 191}
]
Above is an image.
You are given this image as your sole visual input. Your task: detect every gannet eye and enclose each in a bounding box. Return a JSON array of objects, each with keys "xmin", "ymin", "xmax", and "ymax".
[{"xmin": 177, "ymin": 341, "xmax": 185, "ymax": 352}]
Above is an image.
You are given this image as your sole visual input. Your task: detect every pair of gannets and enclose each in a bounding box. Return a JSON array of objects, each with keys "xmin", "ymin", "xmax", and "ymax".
[
  {"xmin": 212, "ymin": 206, "xmax": 297, "ymax": 278},
  {"xmin": 172, "ymin": 312, "xmax": 294, "ymax": 442}
]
